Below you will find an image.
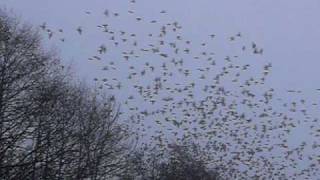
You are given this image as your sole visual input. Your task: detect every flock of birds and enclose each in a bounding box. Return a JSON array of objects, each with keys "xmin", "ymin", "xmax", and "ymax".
[{"xmin": 39, "ymin": 1, "xmax": 320, "ymax": 179}]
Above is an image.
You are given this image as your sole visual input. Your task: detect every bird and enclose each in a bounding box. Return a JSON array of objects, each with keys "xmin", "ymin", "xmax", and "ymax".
[
  {"xmin": 98, "ymin": 44, "xmax": 107, "ymax": 54},
  {"xmin": 104, "ymin": 9, "xmax": 109, "ymax": 17},
  {"xmin": 76, "ymin": 26, "xmax": 83, "ymax": 35},
  {"xmin": 40, "ymin": 22, "xmax": 47, "ymax": 30}
]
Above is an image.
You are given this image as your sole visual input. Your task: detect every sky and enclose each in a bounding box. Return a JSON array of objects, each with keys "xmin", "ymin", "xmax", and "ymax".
[
  {"xmin": 1, "ymin": 0, "xmax": 320, "ymax": 91},
  {"xmin": 1, "ymin": 0, "xmax": 320, "ymax": 178}
]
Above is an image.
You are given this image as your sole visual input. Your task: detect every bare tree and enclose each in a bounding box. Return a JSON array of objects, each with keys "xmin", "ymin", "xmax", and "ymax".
[
  {"xmin": 122, "ymin": 142, "xmax": 220, "ymax": 180},
  {"xmin": 0, "ymin": 9, "xmax": 55, "ymax": 177},
  {"xmin": 0, "ymin": 10, "xmax": 131, "ymax": 180}
]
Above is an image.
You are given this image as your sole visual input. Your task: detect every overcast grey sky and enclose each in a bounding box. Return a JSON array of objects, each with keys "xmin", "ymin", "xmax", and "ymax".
[{"xmin": 2, "ymin": 0, "xmax": 320, "ymax": 91}]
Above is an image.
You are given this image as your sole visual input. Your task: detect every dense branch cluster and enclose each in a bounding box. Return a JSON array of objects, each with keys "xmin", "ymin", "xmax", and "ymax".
[
  {"xmin": 0, "ymin": 12, "xmax": 131, "ymax": 180},
  {"xmin": 122, "ymin": 141, "xmax": 221, "ymax": 180}
]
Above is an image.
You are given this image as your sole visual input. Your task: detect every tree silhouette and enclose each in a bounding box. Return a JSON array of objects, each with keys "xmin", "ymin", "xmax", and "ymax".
[{"xmin": 0, "ymin": 10, "xmax": 131, "ymax": 180}]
